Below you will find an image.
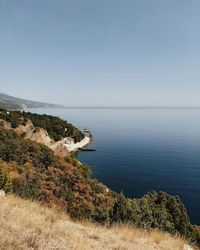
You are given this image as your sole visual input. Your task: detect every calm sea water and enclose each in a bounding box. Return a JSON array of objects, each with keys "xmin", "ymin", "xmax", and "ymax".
[{"xmin": 30, "ymin": 108, "xmax": 200, "ymax": 224}]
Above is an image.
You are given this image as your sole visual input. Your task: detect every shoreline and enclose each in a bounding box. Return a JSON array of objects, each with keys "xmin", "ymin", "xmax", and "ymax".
[{"xmin": 63, "ymin": 135, "xmax": 91, "ymax": 152}]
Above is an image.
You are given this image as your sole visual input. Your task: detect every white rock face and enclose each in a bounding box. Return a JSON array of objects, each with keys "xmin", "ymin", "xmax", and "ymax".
[
  {"xmin": 63, "ymin": 136, "xmax": 91, "ymax": 152},
  {"xmin": 183, "ymin": 244, "xmax": 194, "ymax": 250},
  {"xmin": 0, "ymin": 190, "xmax": 5, "ymax": 198}
]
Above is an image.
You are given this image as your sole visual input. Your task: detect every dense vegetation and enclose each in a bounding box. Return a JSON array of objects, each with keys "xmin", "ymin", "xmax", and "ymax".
[
  {"xmin": 24, "ymin": 112, "xmax": 84, "ymax": 142},
  {"xmin": 0, "ymin": 108, "xmax": 84, "ymax": 142},
  {"xmin": 0, "ymin": 124, "xmax": 199, "ymax": 245}
]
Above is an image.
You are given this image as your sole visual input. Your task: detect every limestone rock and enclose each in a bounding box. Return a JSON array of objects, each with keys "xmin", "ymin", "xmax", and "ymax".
[
  {"xmin": 183, "ymin": 244, "xmax": 194, "ymax": 250},
  {"xmin": 0, "ymin": 190, "xmax": 5, "ymax": 198}
]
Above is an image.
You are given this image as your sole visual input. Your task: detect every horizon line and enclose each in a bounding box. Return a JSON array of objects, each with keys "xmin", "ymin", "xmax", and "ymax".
[{"xmin": 51, "ymin": 106, "xmax": 200, "ymax": 109}]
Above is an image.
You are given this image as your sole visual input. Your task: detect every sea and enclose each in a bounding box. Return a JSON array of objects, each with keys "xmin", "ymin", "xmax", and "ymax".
[{"xmin": 29, "ymin": 107, "xmax": 200, "ymax": 224}]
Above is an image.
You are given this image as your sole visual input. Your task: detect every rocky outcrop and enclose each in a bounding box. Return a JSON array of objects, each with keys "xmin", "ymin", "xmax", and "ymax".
[
  {"xmin": 183, "ymin": 244, "xmax": 194, "ymax": 250},
  {"xmin": 0, "ymin": 118, "xmax": 68, "ymax": 156},
  {"xmin": 0, "ymin": 190, "xmax": 5, "ymax": 198}
]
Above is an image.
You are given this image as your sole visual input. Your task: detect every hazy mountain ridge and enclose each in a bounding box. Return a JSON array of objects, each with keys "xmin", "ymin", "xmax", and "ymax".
[{"xmin": 0, "ymin": 93, "xmax": 65, "ymax": 110}]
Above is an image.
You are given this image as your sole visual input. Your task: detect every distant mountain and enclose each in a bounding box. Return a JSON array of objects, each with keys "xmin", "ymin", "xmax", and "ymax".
[{"xmin": 0, "ymin": 93, "xmax": 65, "ymax": 110}]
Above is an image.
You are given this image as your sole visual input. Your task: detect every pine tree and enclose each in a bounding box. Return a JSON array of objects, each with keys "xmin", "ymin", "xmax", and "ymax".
[{"xmin": 112, "ymin": 192, "xmax": 129, "ymax": 223}]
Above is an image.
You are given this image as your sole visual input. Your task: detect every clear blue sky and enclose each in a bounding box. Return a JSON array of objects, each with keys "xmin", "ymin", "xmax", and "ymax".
[{"xmin": 0, "ymin": 0, "xmax": 199, "ymax": 106}]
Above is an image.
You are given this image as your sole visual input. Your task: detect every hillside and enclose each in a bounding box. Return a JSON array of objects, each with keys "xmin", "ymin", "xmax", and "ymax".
[
  {"xmin": 0, "ymin": 108, "xmax": 84, "ymax": 143},
  {"xmin": 0, "ymin": 93, "xmax": 65, "ymax": 110},
  {"xmin": 0, "ymin": 109, "xmax": 199, "ymax": 249},
  {"xmin": 0, "ymin": 195, "xmax": 195, "ymax": 250}
]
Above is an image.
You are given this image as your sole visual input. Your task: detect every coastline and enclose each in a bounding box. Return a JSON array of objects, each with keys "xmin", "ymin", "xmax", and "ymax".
[{"xmin": 63, "ymin": 135, "xmax": 91, "ymax": 152}]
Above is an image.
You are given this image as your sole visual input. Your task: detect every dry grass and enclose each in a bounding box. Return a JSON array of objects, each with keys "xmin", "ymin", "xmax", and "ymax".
[{"xmin": 0, "ymin": 195, "xmax": 194, "ymax": 250}]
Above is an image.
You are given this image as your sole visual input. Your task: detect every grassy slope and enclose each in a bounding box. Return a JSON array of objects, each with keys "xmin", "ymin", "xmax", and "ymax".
[{"xmin": 0, "ymin": 195, "xmax": 192, "ymax": 250}]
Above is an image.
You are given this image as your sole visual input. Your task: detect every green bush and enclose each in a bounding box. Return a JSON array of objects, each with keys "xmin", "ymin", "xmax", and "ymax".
[{"xmin": 0, "ymin": 162, "xmax": 13, "ymax": 192}]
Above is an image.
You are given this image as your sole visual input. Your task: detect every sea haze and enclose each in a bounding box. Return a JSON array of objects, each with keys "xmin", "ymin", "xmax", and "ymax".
[{"xmin": 30, "ymin": 107, "xmax": 200, "ymax": 224}]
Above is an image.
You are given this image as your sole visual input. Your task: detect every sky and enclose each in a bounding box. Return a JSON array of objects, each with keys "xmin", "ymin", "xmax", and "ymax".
[{"xmin": 0, "ymin": 0, "xmax": 200, "ymax": 106}]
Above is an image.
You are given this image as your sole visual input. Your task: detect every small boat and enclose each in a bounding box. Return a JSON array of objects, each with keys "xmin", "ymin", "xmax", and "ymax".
[{"xmin": 83, "ymin": 127, "xmax": 90, "ymax": 133}]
